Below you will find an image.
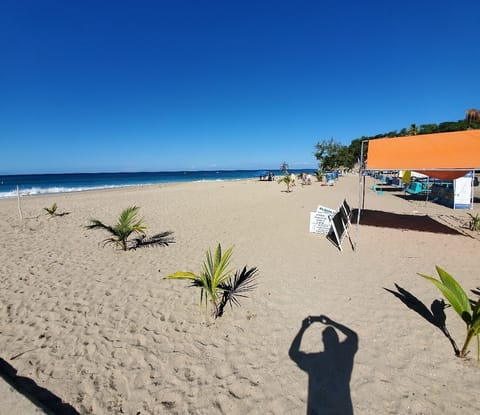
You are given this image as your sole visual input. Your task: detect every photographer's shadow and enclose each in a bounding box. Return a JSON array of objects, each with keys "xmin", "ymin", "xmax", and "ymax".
[{"xmin": 289, "ymin": 315, "xmax": 358, "ymax": 415}]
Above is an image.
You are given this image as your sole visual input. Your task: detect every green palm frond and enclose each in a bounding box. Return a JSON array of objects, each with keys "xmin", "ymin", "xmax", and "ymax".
[
  {"xmin": 419, "ymin": 266, "xmax": 480, "ymax": 359},
  {"xmin": 204, "ymin": 244, "xmax": 234, "ymax": 283},
  {"xmin": 116, "ymin": 206, "xmax": 146, "ymax": 232},
  {"xmin": 200, "ymin": 244, "xmax": 234, "ymax": 306},
  {"xmin": 418, "ymin": 266, "xmax": 472, "ymax": 323},
  {"xmin": 165, "ymin": 271, "xmax": 199, "ymax": 281}
]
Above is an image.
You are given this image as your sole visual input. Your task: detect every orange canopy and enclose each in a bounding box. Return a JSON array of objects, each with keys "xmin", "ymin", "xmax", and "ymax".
[{"xmin": 366, "ymin": 130, "xmax": 480, "ymax": 179}]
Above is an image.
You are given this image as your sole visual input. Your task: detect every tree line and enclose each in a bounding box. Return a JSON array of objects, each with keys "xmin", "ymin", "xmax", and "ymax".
[{"xmin": 315, "ymin": 109, "xmax": 480, "ymax": 171}]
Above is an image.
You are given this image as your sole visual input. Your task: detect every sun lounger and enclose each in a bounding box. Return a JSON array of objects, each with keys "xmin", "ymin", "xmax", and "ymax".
[{"xmin": 406, "ymin": 181, "xmax": 430, "ymax": 195}]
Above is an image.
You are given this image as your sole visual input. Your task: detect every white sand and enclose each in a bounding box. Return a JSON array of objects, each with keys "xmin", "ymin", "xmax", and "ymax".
[{"xmin": 0, "ymin": 175, "xmax": 479, "ymax": 414}]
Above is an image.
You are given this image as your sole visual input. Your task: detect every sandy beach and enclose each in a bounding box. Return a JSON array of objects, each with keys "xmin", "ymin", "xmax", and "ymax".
[{"xmin": 1, "ymin": 174, "xmax": 479, "ymax": 414}]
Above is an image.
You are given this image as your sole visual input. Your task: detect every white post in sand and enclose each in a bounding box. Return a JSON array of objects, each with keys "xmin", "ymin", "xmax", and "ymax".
[{"xmin": 17, "ymin": 185, "xmax": 23, "ymax": 220}]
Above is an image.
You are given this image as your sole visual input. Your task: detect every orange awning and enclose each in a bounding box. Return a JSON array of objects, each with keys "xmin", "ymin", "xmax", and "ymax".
[{"xmin": 366, "ymin": 130, "xmax": 480, "ymax": 180}]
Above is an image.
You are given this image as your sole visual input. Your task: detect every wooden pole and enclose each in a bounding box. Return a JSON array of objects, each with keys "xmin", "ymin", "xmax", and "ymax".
[{"xmin": 17, "ymin": 185, "xmax": 23, "ymax": 220}]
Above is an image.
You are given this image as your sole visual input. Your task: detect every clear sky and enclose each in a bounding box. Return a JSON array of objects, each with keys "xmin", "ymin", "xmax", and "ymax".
[{"xmin": 1, "ymin": 0, "xmax": 480, "ymax": 174}]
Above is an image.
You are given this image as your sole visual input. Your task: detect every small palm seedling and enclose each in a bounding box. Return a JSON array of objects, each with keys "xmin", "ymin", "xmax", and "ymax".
[
  {"xmin": 164, "ymin": 243, "xmax": 258, "ymax": 318},
  {"xmin": 43, "ymin": 202, "xmax": 69, "ymax": 217},
  {"xmin": 86, "ymin": 206, "xmax": 174, "ymax": 251},
  {"xmin": 313, "ymin": 170, "xmax": 324, "ymax": 182},
  {"xmin": 418, "ymin": 266, "xmax": 480, "ymax": 359},
  {"xmin": 467, "ymin": 212, "xmax": 480, "ymax": 231},
  {"xmin": 44, "ymin": 203, "xmax": 58, "ymax": 216},
  {"xmin": 278, "ymin": 174, "xmax": 294, "ymax": 192}
]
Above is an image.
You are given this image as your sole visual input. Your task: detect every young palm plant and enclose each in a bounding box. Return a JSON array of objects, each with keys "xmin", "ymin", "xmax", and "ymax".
[
  {"xmin": 44, "ymin": 203, "xmax": 58, "ymax": 216},
  {"xmin": 278, "ymin": 174, "xmax": 294, "ymax": 192},
  {"xmin": 86, "ymin": 206, "xmax": 174, "ymax": 251},
  {"xmin": 467, "ymin": 212, "xmax": 480, "ymax": 231},
  {"xmin": 418, "ymin": 266, "xmax": 480, "ymax": 359},
  {"xmin": 43, "ymin": 202, "xmax": 69, "ymax": 217},
  {"xmin": 165, "ymin": 243, "xmax": 258, "ymax": 318},
  {"xmin": 313, "ymin": 170, "xmax": 324, "ymax": 182}
]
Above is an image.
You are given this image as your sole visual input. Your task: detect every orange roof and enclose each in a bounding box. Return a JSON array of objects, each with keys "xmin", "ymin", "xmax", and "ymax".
[{"xmin": 366, "ymin": 130, "xmax": 480, "ymax": 179}]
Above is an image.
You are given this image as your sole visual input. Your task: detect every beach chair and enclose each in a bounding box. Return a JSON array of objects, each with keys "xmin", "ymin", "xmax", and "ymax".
[{"xmin": 405, "ymin": 181, "xmax": 429, "ymax": 195}]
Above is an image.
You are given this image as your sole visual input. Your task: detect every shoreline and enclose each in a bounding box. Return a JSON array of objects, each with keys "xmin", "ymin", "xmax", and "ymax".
[
  {"xmin": 0, "ymin": 177, "xmax": 262, "ymax": 201},
  {"xmin": 0, "ymin": 168, "xmax": 316, "ymax": 200}
]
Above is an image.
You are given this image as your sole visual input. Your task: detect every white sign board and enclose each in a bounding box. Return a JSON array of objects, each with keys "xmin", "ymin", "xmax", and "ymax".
[
  {"xmin": 309, "ymin": 205, "xmax": 337, "ymax": 234},
  {"xmin": 454, "ymin": 175, "xmax": 472, "ymax": 208}
]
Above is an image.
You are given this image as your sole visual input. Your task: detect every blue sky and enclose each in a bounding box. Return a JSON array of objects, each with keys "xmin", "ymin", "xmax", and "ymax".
[{"xmin": 1, "ymin": 0, "xmax": 480, "ymax": 174}]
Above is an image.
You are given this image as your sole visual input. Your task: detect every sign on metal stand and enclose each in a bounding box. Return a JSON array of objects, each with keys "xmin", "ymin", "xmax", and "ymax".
[{"xmin": 326, "ymin": 199, "xmax": 354, "ymax": 251}]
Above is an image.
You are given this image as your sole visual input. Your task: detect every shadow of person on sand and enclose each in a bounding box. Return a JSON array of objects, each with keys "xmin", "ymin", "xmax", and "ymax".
[
  {"xmin": 0, "ymin": 357, "xmax": 80, "ymax": 415},
  {"xmin": 289, "ymin": 315, "xmax": 358, "ymax": 415}
]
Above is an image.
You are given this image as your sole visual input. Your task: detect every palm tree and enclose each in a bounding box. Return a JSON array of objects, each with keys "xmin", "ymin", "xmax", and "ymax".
[
  {"xmin": 86, "ymin": 206, "xmax": 174, "ymax": 251},
  {"xmin": 466, "ymin": 109, "xmax": 480, "ymax": 128},
  {"xmin": 408, "ymin": 123, "xmax": 418, "ymax": 136},
  {"xmin": 165, "ymin": 244, "xmax": 258, "ymax": 318}
]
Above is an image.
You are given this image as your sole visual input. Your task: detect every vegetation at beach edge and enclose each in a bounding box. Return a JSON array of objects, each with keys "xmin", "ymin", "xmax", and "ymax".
[
  {"xmin": 164, "ymin": 243, "xmax": 258, "ymax": 318},
  {"xmin": 314, "ymin": 109, "xmax": 480, "ymax": 171},
  {"xmin": 86, "ymin": 206, "xmax": 174, "ymax": 251},
  {"xmin": 418, "ymin": 266, "xmax": 480, "ymax": 360}
]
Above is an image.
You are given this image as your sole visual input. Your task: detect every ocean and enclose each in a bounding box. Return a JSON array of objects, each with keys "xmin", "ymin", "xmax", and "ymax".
[{"xmin": 0, "ymin": 169, "xmax": 315, "ymax": 199}]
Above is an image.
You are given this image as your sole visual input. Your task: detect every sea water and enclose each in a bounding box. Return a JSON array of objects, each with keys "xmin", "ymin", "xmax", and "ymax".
[{"xmin": 0, "ymin": 169, "xmax": 314, "ymax": 199}]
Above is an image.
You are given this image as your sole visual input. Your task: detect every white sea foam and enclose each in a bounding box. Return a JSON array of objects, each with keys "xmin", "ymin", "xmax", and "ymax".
[
  {"xmin": 192, "ymin": 178, "xmax": 246, "ymax": 183},
  {"xmin": 0, "ymin": 173, "xmax": 260, "ymax": 199},
  {"xmin": 0, "ymin": 184, "xmax": 132, "ymax": 199}
]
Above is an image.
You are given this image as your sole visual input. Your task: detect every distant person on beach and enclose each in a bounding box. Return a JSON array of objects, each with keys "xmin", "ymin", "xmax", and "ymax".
[
  {"xmin": 301, "ymin": 173, "xmax": 312, "ymax": 185},
  {"xmin": 289, "ymin": 315, "xmax": 358, "ymax": 415}
]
